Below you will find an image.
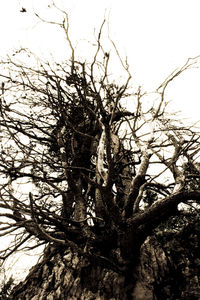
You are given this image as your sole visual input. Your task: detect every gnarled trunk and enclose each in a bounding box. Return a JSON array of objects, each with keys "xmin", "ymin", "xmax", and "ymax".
[
  {"xmin": 10, "ymin": 225, "xmax": 200, "ymax": 300},
  {"xmin": 10, "ymin": 246, "xmax": 126, "ymax": 300}
]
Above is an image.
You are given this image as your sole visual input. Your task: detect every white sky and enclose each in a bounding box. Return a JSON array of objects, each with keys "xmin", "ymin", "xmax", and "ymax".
[
  {"xmin": 0, "ymin": 0, "xmax": 200, "ymax": 121},
  {"xmin": 0, "ymin": 0, "xmax": 200, "ymax": 281}
]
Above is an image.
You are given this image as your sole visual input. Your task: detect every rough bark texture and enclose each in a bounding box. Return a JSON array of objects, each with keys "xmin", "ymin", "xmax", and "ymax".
[
  {"xmin": 10, "ymin": 246, "xmax": 126, "ymax": 300},
  {"xmin": 10, "ymin": 222, "xmax": 200, "ymax": 300}
]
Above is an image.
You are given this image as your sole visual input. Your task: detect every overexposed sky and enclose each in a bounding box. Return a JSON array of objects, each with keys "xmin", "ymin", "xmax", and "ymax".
[{"xmin": 0, "ymin": 0, "xmax": 200, "ymax": 121}]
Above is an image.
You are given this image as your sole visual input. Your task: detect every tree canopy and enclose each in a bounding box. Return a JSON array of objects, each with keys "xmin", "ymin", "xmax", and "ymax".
[{"xmin": 0, "ymin": 10, "xmax": 200, "ymax": 288}]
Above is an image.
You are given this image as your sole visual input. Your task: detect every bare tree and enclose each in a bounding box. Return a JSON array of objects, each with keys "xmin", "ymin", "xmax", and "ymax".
[{"xmin": 0, "ymin": 10, "xmax": 200, "ymax": 299}]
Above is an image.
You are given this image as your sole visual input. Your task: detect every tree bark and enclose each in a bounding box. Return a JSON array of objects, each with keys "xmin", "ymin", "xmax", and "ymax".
[{"xmin": 10, "ymin": 224, "xmax": 200, "ymax": 300}]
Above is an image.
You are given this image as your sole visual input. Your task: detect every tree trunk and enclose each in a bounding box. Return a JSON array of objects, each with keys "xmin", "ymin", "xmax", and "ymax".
[
  {"xmin": 10, "ymin": 226, "xmax": 200, "ymax": 300},
  {"xmin": 10, "ymin": 245, "xmax": 127, "ymax": 300}
]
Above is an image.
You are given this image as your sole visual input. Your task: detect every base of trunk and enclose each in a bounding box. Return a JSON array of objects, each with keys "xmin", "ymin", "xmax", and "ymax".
[{"xmin": 10, "ymin": 227, "xmax": 200, "ymax": 300}]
